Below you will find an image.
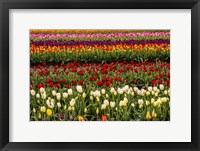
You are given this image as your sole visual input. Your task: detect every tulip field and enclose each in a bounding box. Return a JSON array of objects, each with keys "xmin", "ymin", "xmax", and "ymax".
[{"xmin": 30, "ymin": 30, "xmax": 170, "ymax": 121}]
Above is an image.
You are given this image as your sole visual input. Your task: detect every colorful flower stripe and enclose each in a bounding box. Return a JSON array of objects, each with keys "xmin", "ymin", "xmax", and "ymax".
[
  {"xmin": 30, "ymin": 85, "xmax": 170, "ymax": 121},
  {"xmin": 30, "ymin": 35, "xmax": 169, "ymax": 43},
  {"xmin": 30, "ymin": 44, "xmax": 170, "ymax": 64},
  {"xmin": 30, "ymin": 43, "xmax": 170, "ymax": 54},
  {"xmin": 31, "ymin": 39, "xmax": 170, "ymax": 47},
  {"xmin": 30, "ymin": 29, "xmax": 169, "ymax": 34},
  {"xmin": 30, "ymin": 61, "xmax": 170, "ymax": 90},
  {"xmin": 30, "ymin": 32, "xmax": 170, "ymax": 39}
]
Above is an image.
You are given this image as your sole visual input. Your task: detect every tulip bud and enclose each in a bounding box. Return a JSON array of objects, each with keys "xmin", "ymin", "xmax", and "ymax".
[
  {"xmin": 33, "ymin": 108, "xmax": 36, "ymax": 113},
  {"xmin": 36, "ymin": 93, "xmax": 40, "ymax": 98},
  {"xmin": 90, "ymin": 96, "xmax": 93, "ymax": 101},
  {"xmin": 146, "ymin": 111, "xmax": 151, "ymax": 120},
  {"xmin": 96, "ymin": 107, "xmax": 99, "ymax": 114},
  {"xmin": 101, "ymin": 89, "xmax": 106, "ymax": 94},
  {"xmin": 82, "ymin": 92, "xmax": 86, "ymax": 98},
  {"xmin": 38, "ymin": 113, "xmax": 41, "ymax": 119},
  {"xmin": 84, "ymin": 108, "xmax": 87, "ymax": 113}
]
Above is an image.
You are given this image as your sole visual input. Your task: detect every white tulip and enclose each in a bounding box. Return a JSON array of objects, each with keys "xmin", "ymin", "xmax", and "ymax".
[
  {"xmin": 68, "ymin": 89, "xmax": 73, "ymax": 95},
  {"xmin": 146, "ymin": 91, "xmax": 150, "ymax": 96},
  {"xmin": 30, "ymin": 90, "xmax": 35, "ymax": 96},
  {"xmin": 131, "ymin": 103, "xmax": 135, "ymax": 108},
  {"xmin": 70, "ymin": 99, "xmax": 75, "ymax": 107},
  {"xmin": 101, "ymin": 89, "xmax": 106, "ymax": 94},
  {"xmin": 117, "ymin": 88, "xmax": 123, "ymax": 94},
  {"xmin": 101, "ymin": 104, "xmax": 106, "ymax": 110},
  {"xmin": 164, "ymin": 90, "xmax": 168, "ymax": 95},
  {"xmin": 133, "ymin": 87, "xmax": 138, "ymax": 92},
  {"xmin": 114, "ymin": 91, "xmax": 117, "ymax": 96},
  {"xmin": 41, "ymin": 93, "xmax": 46, "ymax": 99},
  {"xmin": 159, "ymin": 84, "xmax": 164, "ymax": 90},
  {"xmin": 124, "ymin": 97, "xmax": 128, "ymax": 104},
  {"xmin": 157, "ymin": 98, "xmax": 162, "ymax": 104},
  {"xmin": 138, "ymin": 99, "xmax": 144, "ymax": 105},
  {"xmin": 82, "ymin": 93, "xmax": 86, "ymax": 98},
  {"xmin": 90, "ymin": 91, "xmax": 94, "ymax": 96},
  {"xmin": 36, "ymin": 93, "xmax": 40, "ymax": 98},
  {"xmin": 90, "ymin": 96, "xmax": 93, "ymax": 100},
  {"xmin": 110, "ymin": 101, "xmax": 115, "ymax": 108},
  {"xmin": 153, "ymin": 87, "xmax": 157, "ymax": 91},
  {"xmin": 119, "ymin": 101, "xmax": 123, "ymax": 107},
  {"xmin": 76, "ymin": 85, "xmax": 83, "ymax": 93},
  {"xmin": 40, "ymin": 106, "xmax": 46, "ymax": 113},
  {"xmin": 148, "ymin": 86, "xmax": 153, "ymax": 92},
  {"xmin": 93, "ymin": 90, "xmax": 101, "ymax": 97},
  {"xmin": 151, "ymin": 98, "xmax": 155, "ymax": 104},
  {"xmin": 46, "ymin": 99, "xmax": 50, "ymax": 105},
  {"xmin": 57, "ymin": 102, "xmax": 61, "ymax": 108},
  {"xmin": 153, "ymin": 101, "xmax": 158, "ymax": 106},
  {"xmin": 52, "ymin": 90, "xmax": 56, "ymax": 96},
  {"xmin": 122, "ymin": 85, "xmax": 129, "ymax": 92},
  {"xmin": 137, "ymin": 90, "xmax": 141, "ymax": 95},
  {"xmin": 110, "ymin": 87, "xmax": 115, "ymax": 94},
  {"xmin": 104, "ymin": 100, "xmax": 109, "ymax": 106},
  {"xmin": 56, "ymin": 93, "xmax": 61, "ymax": 101},
  {"xmin": 63, "ymin": 92, "xmax": 68, "ymax": 99},
  {"xmin": 40, "ymin": 87, "xmax": 45, "ymax": 94},
  {"xmin": 161, "ymin": 97, "xmax": 167, "ymax": 103},
  {"xmin": 141, "ymin": 89, "xmax": 146, "ymax": 94}
]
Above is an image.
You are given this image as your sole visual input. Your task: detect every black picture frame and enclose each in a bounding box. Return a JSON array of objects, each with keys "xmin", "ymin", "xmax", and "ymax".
[{"xmin": 0, "ymin": 0, "xmax": 200, "ymax": 151}]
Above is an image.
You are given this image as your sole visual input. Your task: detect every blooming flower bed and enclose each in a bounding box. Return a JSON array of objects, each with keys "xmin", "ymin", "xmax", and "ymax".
[{"xmin": 30, "ymin": 30, "xmax": 170, "ymax": 121}]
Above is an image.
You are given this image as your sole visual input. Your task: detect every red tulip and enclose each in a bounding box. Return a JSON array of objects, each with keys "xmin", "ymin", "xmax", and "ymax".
[
  {"xmin": 66, "ymin": 84, "xmax": 70, "ymax": 89},
  {"xmin": 97, "ymin": 81, "xmax": 103, "ymax": 86},
  {"xmin": 101, "ymin": 115, "xmax": 107, "ymax": 121},
  {"xmin": 79, "ymin": 80, "xmax": 84, "ymax": 85}
]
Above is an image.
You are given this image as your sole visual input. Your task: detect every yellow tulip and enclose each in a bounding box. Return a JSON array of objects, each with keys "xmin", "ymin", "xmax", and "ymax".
[
  {"xmin": 146, "ymin": 111, "xmax": 151, "ymax": 120},
  {"xmin": 46, "ymin": 109, "xmax": 52, "ymax": 116}
]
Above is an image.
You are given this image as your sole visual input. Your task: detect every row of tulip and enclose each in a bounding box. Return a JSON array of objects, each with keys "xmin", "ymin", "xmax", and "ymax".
[
  {"xmin": 30, "ymin": 61, "xmax": 170, "ymax": 91},
  {"xmin": 30, "ymin": 29, "xmax": 169, "ymax": 34},
  {"xmin": 30, "ymin": 44, "xmax": 170, "ymax": 64},
  {"xmin": 30, "ymin": 85, "xmax": 170, "ymax": 121},
  {"xmin": 30, "ymin": 32, "xmax": 169, "ymax": 42}
]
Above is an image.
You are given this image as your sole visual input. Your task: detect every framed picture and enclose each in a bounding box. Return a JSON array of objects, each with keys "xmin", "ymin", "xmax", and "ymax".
[{"xmin": 0, "ymin": 0, "xmax": 200, "ymax": 150}]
